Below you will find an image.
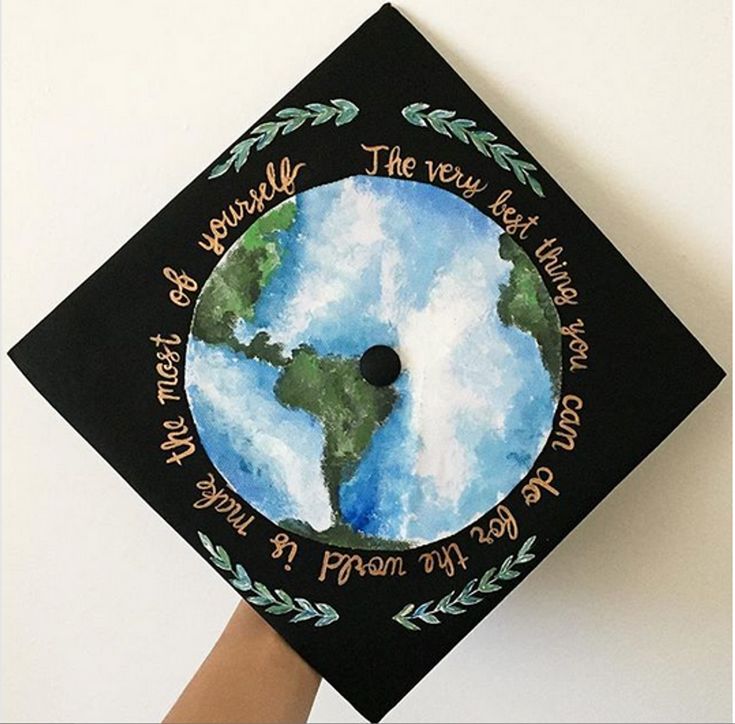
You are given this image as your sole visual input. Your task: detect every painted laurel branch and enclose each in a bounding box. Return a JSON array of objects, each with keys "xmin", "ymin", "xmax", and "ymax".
[
  {"xmin": 393, "ymin": 536, "xmax": 537, "ymax": 631},
  {"xmin": 208, "ymin": 99, "xmax": 360, "ymax": 179},
  {"xmin": 198, "ymin": 532, "xmax": 339, "ymax": 627},
  {"xmin": 401, "ymin": 103, "xmax": 544, "ymax": 198}
]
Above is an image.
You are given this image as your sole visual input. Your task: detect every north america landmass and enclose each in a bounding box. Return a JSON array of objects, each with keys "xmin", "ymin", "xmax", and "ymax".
[{"xmin": 190, "ymin": 198, "xmax": 561, "ymax": 549}]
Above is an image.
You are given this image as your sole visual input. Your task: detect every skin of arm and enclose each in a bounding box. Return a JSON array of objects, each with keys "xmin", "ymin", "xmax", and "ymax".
[{"xmin": 164, "ymin": 602, "xmax": 321, "ymax": 724}]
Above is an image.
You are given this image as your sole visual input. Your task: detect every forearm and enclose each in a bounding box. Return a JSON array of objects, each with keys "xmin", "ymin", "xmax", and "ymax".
[{"xmin": 164, "ymin": 602, "xmax": 321, "ymax": 724}]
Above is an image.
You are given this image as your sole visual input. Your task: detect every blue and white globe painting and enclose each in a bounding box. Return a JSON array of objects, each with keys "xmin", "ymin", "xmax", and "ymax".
[{"xmin": 186, "ymin": 176, "xmax": 561, "ymax": 549}]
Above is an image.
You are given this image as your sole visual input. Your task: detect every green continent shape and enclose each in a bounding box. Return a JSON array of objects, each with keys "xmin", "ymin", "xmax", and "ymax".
[
  {"xmin": 191, "ymin": 200, "xmax": 296, "ymax": 347},
  {"xmin": 496, "ymin": 232, "xmax": 562, "ymax": 395},
  {"xmin": 274, "ymin": 345, "xmax": 407, "ymax": 549}
]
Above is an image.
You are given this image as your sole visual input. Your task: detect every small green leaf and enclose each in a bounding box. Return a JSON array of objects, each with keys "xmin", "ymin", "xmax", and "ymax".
[
  {"xmin": 436, "ymin": 593, "xmax": 454, "ymax": 613},
  {"xmin": 316, "ymin": 602, "xmax": 337, "ymax": 616},
  {"xmin": 402, "ymin": 102, "xmax": 430, "ymax": 126},
  {"xmin": 331, "ymin": 98, "xmax": 359, "ymax": 126},
  {"xmin": 247, "ymin": 595, "xmax": 272, "ymax": 607},
  {"xmin": 396, "ymin": 603, "xmax": 415, "ymax": 619},
  {"xmin": 490, "ymin": 144, "xmax": 518, "ymax": 171},
  {"xmin": 469, "ymin": 138, "xmax": 491, "ymax": 157},
  {"xmin": 498, "ymin": 568, "xmax": 521, "ymax": 581},
  {"xmin": 428, "ymin": 108, "xmax": 456, "ymax": 119},
  {"xmin": 492, "ymin": 143, "xmax": 518, "ymax": 157},
  {"xmin": 510, "ymin": 158, "xmax": 533, "ymax": 185},
  {"xmin": 252, "ymin": 121, "xmax": 281, "ymax": 150},
  {"xmin": 480, "ymin": 568, "xmax": 497, "ymax": 583},
  {"xmin": 252, "ymin": 581, "xmax": 275, "ymax": 603},
  {"xmin": 230, "ymin": 564, "xmax": 252, "ymax": 592},
  {"xmin": 418, "ymin": 613, "xmax": 441, "ymax": 625},
  {"xmin": 265, "ymin": 602, "xmax": 294, "ymax": 615},
  {"xmin": 208, "ymin": 157, "xmax": 235, "ymax": 180},
  {"xmin": 458, "ymin": 579, "xmax": 482, "ymax": 605},
  {"xmin": 459, "ymin": 579, "xmax": 478, "ymax": 597},
  {"xmin": 314, "ymin": 603, "xmax": 339, "ymax": 627},
  {"xmin": 212, "ymin": 545, "xmax": 232, "ymax": 571},
  {"xmin": 394, "ymin": 614, "xmax": 421, "ymax": 632},
  {"xmin": 233, "ymin": 563, "xmax": 251, "ymax": 585},
  {"xmin": 282, "ymin": 115, "xmax": 309, "ymax": 134},
  {"xmin": 290, "ymin": 609, "xmax": 318, "ymax": 623},
  {"xmin": 448, "ymin": 117, "xmax": 476, "ymax": 143},
  {"xmin": 518, "ymin": 537, "xmax": 536, "ymax": 556},
  {"xmin": 414, "ymin": 601, "xmax": 435, "ymax": 618},
  {"xmin": 460, "ymin": 592, "xmax": 483, "ymax": 605},
  {"xmin": 294, "ymin": 597, "xmax": 316, "ymax": 613},
  {"xmin": 209, "ymin": 555, "xmax": 227, "ymax": 571},
  {"xmin": 499, "ymin": 555, "xmax": 514, "ymax": 575},
  {"xmin": 231, "ymin": 138, "xmax": 257, "ymax": 172},
  {"xmin": 315, "ymin": 615, "xmax": 337, "ymax": 628},
  {"xmin": 471, "ymin": 129, "xmax": 498, "ymax": 144},
  {"xmin": 275, "ymin": 589, "xmax": 294, "ymax": 607},
  {"xmin": 478, "ymin": 568, "xmax": 498, "ymax": 592},
  {"xmin": 198, "ymin": 532, "xmax": 216, "ymax": 556},
  {"xmin": 306, "ymin": 102, "xmax": 337, "ymax": 125},
  {"xmin": 527, "ymin": 175, "xmax": 545, "ymax": 198},
  {"xmin": 276, "ymin": 107, "xmax": 308, "ymax": 119},
  {"xmin": 251, "ymin": 121, "xmax": 277, "ymax": 134},
  {"xmin": 427, "ymin": 108, "xmax": 456, "ymax": 135},
  {"xmin": 230, "ymin": 577, "xmax": 251, "ymax": 592}
]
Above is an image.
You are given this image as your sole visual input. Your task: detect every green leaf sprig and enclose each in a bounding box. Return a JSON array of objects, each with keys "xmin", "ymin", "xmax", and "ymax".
[
  {"xmin": 198, "ymin": 532, "xmax": 339, "ymax": 627},
  {"xmin": 401, "ymin": 103, "xmax": 544, "ymax": 197},
  {"xmin": 392, "ymin": 536, "xmax": 536, "ymax": 631},
  {"xmin": 209, "ymin": 99, "xmax": 359, "ymax": 179}
]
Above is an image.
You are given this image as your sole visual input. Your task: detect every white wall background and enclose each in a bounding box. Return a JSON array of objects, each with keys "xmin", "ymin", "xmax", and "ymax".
[{"xmin": 1, "ymin": 1, "xmax": 731, "ymax": 722}]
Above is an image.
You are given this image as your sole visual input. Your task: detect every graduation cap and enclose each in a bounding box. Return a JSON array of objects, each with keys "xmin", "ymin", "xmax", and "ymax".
[{"xmin": 8, "ymin": 5, "xmax": 724, "ymax": 721}]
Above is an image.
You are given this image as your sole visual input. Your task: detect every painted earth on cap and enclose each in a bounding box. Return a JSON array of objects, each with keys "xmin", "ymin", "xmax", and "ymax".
[{"xmin": 185, "ymin": 176, "xmax": 561, "ymax": 549}]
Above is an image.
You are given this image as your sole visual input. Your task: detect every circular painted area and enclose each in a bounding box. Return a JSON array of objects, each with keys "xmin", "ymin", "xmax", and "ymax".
[{"xmin": 185, "ymin": 176, "xmax": 561, "ymax": 549}]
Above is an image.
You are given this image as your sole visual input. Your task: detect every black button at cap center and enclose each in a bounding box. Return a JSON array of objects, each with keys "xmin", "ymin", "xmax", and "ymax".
[{"xmin": 360, "ymin": 345, "xmax": 401, "ymax": 387}]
